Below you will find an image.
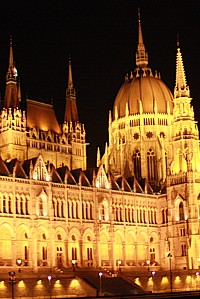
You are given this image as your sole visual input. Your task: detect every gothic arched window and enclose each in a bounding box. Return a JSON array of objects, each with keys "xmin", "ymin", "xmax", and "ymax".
[
  {"xmin": 133, "ymin": 149, "xmax": 141, "ymax": 179},
  {"xmin": 147, "ymin": 148, "xmax": 157, "ymax": 182},
  {"xmin": 179, "ymin": 202, "xmax": 184, "ymax": 221}
]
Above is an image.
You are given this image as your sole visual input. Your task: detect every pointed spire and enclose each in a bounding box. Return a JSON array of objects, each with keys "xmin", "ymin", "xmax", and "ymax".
[
  {"xmin": 4, "ymin": 36, "xmax": 19, "ymax": 109},
  {"xmin": 174, "ymin": 38, "xmax": 190, "ymax": 98},
  {"xmin": 17, "ymin": 77, "xmax": 21, "ymax": 104},
  {"xmin": 97, "ymin": 147, "xmax": 101, "ymax": 167},
  {"xmin": 136, "ymin": 8, "xmax": 148, "ymax": 68},
  {"xmin": 64, "ymin": 55, "xmax": 79, "ymax": 124},
  {"xmin": 68, "ymin": 54, "xmax": 73, "ymax": 89},
  {"xmin": 9, "ymin": 35, "xmax": 14, "ymax": 70}
]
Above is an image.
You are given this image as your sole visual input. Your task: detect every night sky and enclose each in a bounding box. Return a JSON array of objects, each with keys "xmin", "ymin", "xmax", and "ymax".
[{"xmin": 0, "ymin": 0, "xmax": 200, "ymax": 167}]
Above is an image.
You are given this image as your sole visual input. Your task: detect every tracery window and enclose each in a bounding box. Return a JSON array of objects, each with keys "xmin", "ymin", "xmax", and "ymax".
[
  {"xmin": 3, "ymin": 196, "xmax": 6, "ymax": 213},
  {"xmin": 87, "ymin": 248, "xmax": 93, "ymax": 260},
  {"xmin": 147, "ymin": 148, "xmax": 157, "ymax": 182},
  {"xmin": 39, "ymin": 198, "xmax": 43, "ymax": 216},
  {"xmin": 72, "ymin": 247, "xmax": 77, "ymax": 260},
  {"xmin": 179, "ymin": 202, "xmax": 184, "ymax": 221},
  {"xmin": 76, "ymin": 202, "xmax": 79, "ymax": 218},
  {"xmin": 133, "ymin": 149, "xmax": 141, "ymax": 180},
  {"xmin": 100, "ymin": 204, "xmax": 105, "ymax": 220},
  {"xmin": 181, "ymin": 243, "xmax": 187, "ymax": 256},
  {"xmin": 8, "ymin": 196, "xmax": 12, "ymax": 214},
  {"xmin": 90, "ymin": 203, "xmax": 93, "ymax": 219}
]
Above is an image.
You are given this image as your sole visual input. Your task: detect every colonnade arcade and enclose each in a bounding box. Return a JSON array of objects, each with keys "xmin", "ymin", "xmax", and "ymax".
[{"xmin": 0, "ymin": 223, "xmax": 160, "ymax": 270}]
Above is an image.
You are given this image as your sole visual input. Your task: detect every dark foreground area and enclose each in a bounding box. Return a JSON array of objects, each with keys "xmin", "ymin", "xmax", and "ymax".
[{"xmin": 61, "ymin": 291, "xmax": 200, "ymax": 299}]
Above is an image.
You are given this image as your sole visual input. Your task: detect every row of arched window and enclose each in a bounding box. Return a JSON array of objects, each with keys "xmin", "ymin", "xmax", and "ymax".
[
  {"xmin": 46, "ymin": 199, "xmax": 94, "ymax": 220},
  {"xmin": 0, "ymin": 195, "xmax": 29, "ymax": 215},
  {"xmin": 112, "ymin": 204, "xmax": 157, "ymax": 224}
]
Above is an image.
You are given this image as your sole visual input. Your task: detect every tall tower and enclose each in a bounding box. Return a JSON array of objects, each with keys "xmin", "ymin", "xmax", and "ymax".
[
  {"xmin": 101, "ymin": 9, "xmax": 173, "ymax": 187},
  {"xmin": 0, "ymin": 37, "xmax": 26, "ymax": 161},
  {"xmin": 62, "ymin": 57, "xmax": 87, "ymax": 170},
  {"xmin": 167, "ymin": 42, "xmax": 200, "ymax": 270}
]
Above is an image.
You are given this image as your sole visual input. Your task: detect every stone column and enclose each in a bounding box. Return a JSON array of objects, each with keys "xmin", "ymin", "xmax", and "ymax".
[
  {"xmin": 11, "ymin": 239, "xmax": 16, "ymax": 267},
  {"xmin": 122, "ymin": 241, "xmax": 126, "ymax": 266},
  {"xmin": 32, "ymin": 236, "xmax": 38, "ymax": 272},
  {"xmin": 79, "ymin": 240, "xmax": 83, "ymax": 267},
  {"xmin": 64, "ymin": 239, "xmax": 69, "ymax": 267},
  {"xmin": 134, "ymin": 242, "xmax": 138, "ymax": 265},
  {"xmin": 50, "ymin": 233, "xmax": 56, "ymax": 269}
]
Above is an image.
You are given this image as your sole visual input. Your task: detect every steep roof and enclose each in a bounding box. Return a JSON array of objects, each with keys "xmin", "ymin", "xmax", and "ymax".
[{"xmin": 26, "ymin": 99, "xmax": 61, "ymax": 134}]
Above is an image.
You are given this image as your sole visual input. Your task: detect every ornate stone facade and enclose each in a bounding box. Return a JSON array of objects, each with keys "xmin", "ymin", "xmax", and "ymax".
[{"xmin": 0, "ymin": 12, "xmax": 199, "ymax": 274}]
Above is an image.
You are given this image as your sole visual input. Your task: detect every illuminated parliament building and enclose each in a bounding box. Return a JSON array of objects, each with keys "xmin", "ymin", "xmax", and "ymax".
[{"xmin": 0, "ymin": 12, "xmax": 200, "ymax": 274}]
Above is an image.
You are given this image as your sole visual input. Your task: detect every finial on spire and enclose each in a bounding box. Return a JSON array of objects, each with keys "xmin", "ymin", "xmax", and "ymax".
[
  {"xmin": 177, "ymin": 33, "xmax": 180, "ymax": 48},
  {"xmin": 68, "ymin": 54, "xmax": 73, "ymax": 89},
  {"xmin": 136, "ymin": 8, "xmax": 148, "ymax": 68},
  {"xmin": 9, "ymin": 35, "xmax": 14, "ymax": 69},
  {"xmin": 174, "ymin": 39, "xmax": 190, "ymax": 98},
  {"xmin": 64, "ymin": 56, "xmax": 79, "ymax": 124},
  {"xmin": 138, "ymin": 6, "xmax": 141, "ymax": 22}
]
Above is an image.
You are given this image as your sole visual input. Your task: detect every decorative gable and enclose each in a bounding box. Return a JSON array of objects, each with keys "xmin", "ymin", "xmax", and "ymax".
[
  {"xmin": 95, "ymin": 165, "xmax": 110, "ymax": 189},
  {"xmin": 32, "ymin": 155, "xmax": 50, "ymax": 181}
]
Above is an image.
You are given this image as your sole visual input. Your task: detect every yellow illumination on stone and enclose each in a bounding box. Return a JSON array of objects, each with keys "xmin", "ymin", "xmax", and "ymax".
[
  {"xmin": 174, "ymin": 276, "xmax": 181, "ymax": 283},
  {"xmin": 147, "ymin": 277, "xmax": 153, "ymax": 287},
  {"xmin": 0, "ymin": 281, "xmax": 5, "ymax": 288},
  {"xmin": 37, "ymin": 280, "xmax": 42, "ymax": 285},
  {"xmin": 186, "ymin": 275, "xmax": 191, "ymax": 283},
  {"xmin": 18, "ymin": 280, "xmax": 25, "ymax": 287},
  {"xmin": 135, "ymin": 277, "xmax": 141, "ymax": 286},
  {"xmin": 55, "ymin": 279, "xmax": 61, "ymax": 287},
  {"xmin": 70, "ymin": 278, "xmax": 80, "ymax": 288},
  {"xmin": 161, "ymin": 277, "xmax": 168, "ymax": 284}
]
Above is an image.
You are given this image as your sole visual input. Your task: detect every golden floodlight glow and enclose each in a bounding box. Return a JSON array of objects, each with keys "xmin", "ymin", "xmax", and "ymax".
[
  {"xmin": 161, "ymin": 277, "xmax": 168, "ymax": 284},
  {"xmin": 55, "ymin": 279, "xmax": 61, "ymax": 287},
  {"xmin": 135, "ymin": 278, "xmax": 141, "ymax": 286},
  {"xmin": 174, "ymin": 276, "xmax": 181, "ymax": 283},
  {"xmin": 186, "ymin": 275, "xmax": 191, "ymax": 283},
  {"xmin": 18, "ymin": 280, "xmax": 25, "ymax": 287},
  {"xmin": 37, "ymin": 280, "xmax": 42, "ymax": 285},
  {"xmin": 70, "ymin": 278, "xmax": 80, "ymax": 288},
  {"xmin": 0, "ymin": 281, "xmax": 5, "ymax": 288},
  {"xmin": 147, "ymin": 277, "xmax": 153, "ymax": 286}
]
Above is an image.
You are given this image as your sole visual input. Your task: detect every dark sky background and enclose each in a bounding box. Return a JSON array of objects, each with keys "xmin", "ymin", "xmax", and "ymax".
[{"xmin": 0, "ymin": 0, "xmax": 200, "ymax": 167}]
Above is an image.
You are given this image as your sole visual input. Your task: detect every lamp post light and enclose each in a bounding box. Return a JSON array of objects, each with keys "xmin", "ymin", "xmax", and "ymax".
[
  {"xmin": 167, "ymin": 253, "xmax": 173, "ymax": 293},
  {"xmin": 196, "ymin": 271, "xmax": 200, "ymax": 291},
  {"xmin": 8, "ymin": 271, "xmax": 16, "ymax": 299},
  {"xmin": 72, "ymin": 259, "xmax": 75, "ymax": 271},
  {"xmin": 16, "ymin": 258, "xmax": 22, "ymax": 273},
  {"xmin": 152, "ymin": 271, "xmax": 156, "ymax": 292},
  {"xmin": 118, "ymin": 259, "xmax": 121, "ymax": 273},
  {"xmin": 99, "ymin": 272, "xmax": 103, "ymax": 296},
  {"xmin": 47, "ymin": 275, "xmax": 52, "ymax": 299}
]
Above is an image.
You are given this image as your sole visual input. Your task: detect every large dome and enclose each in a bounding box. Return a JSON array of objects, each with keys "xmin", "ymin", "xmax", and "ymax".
[{"xmin": 113, "ymin": 75, "xmax": 173, "ymax": 118}]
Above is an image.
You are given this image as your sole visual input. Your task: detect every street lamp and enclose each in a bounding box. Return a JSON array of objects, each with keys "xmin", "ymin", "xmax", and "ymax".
[
  {"xmin": 196, "ymin": 271, "xmax": 200, "ymax": 291},
  {"xmin": 8, "ymin": 271, "xmax": 16, "ymax": 299},
  {"xmin": 118, "ymin": 259, "xmax": 121, "ymax": 273},
  {"xmin": 152, "ymin": 271, "xmax": 156, "ymax": 292},
  {"xmin": 167, "ymin": 253, "xmax": 173, "ymax": 293},
  {"xmin": 16, "ymin": 258, "xmax": 22, "ymax": 273},
  {"xmin": 99, "ymin": 272, "xmax": 103, "ymax": 296},
  {"xmin": 146, "ymin": 259, "xmax": 150, "ymax": 272},
  {"xmin": 47, "ymin": 275, "xmax": 52, "ymax": 299},
  {"xmin": 72, "ymin": 260, "xmax": 75, "ymax": 271}
]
